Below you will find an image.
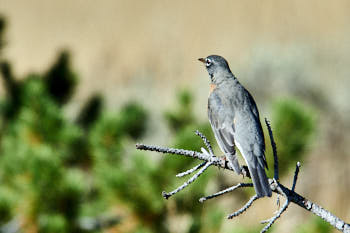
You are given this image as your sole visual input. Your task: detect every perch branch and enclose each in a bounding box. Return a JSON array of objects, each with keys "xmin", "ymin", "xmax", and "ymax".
[
  {"xmin": 136, "ymin": 120, "xmax": 350, "ymax": 233},
  {"xmin": 135, "ymin": 141, "xmax": 350, "ymax": 232}
]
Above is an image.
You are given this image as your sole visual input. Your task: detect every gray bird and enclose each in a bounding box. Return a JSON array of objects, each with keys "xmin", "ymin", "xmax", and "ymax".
[{"xmin": 199, "ymin": 55, "xmax": 272, "ymax": 197}]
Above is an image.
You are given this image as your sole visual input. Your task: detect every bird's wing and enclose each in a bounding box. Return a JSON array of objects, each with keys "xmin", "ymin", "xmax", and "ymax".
[
  {"xmin": 208, "ymin": 94, "xmax": 242, "ymax": 174},
  {"xmin": 208, "ymin": 94, "xmax": 236, "ymax": 155},
  {"xmin": 234, "ymin": 90, "xmax": 268, "ymax": 169}
]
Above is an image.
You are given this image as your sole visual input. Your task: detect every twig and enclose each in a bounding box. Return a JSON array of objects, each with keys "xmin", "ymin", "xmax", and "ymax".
[
  {"xmin": 162, "ymin": 161, "xmax": 213, "ymax": 199},
  {"xmin": 199, "ymin": 183, "xmax": 253, "ymax": 203},
  {"xmin": 292, "ymin": 162, "xmax": 301, "ymax": 191},
  {"xmin": 195, "ymin": 130, "xmax": 214, "ymax": 156},
  {"xmin": 176, "ymin": 162, "xmax": 206, "ymax": 177},
  {"xmin": 265, "ymin": 118, "xmax": 279, "ymax": 181},
  {"xmin": 227, "ymin": 195, "xmax": 259, "ymax": 219},
  {"xmin": 136, "ymin": 144, "xmax": 225, "ymax": 168},
  {"xmin": 260, "ymin": 194, "xmax": 289, "ymax": 233}
]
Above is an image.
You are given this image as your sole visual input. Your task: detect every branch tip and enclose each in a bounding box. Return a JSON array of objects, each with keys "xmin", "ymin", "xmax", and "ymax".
[
  {"xmin": 292, "ymin": 161, "xmax": 301, "ymax": 191},
  {"xmin": 195, "ymin": 130, "xmax": 214, "ymax": 155},
  {"xmin": 265, "ymin": 118, "xmax": 279, "ymax": 181},
  {"xmin": 260, "ymin": 197, "xmax": 289, "ymax": 233},
  {"xmin": 162, "ymin": 191, "xmax": 170, "ymax": 200},
  {"xmin": 227, "ymin": 195, "xmax": 259, "ymax": 219}
]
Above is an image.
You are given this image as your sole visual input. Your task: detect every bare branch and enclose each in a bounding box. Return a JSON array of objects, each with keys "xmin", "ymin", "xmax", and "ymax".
[
  {"xmin": 227, "ymin": 195, "xmax": 259, "ymax": 219},
  {"xmin": 277, "ymin": 182, "xmax": 350, "ymax": 233},
  {"xmin": 292, "ymin": 162, "xmax": 301, "ymax": 191},
  {"xmin": 176, "ymin": 162, "xmax": 206, "ymax": 177},
  {"xmin": 136, "ymin": 143, "xmax": 226, "ymax": 168},
  {"xmin": 199, "ymin": 183, "xmax": 253, "ymax": 203},
  {"xmin": 162, "ymin": 161, "xmax": 213, "ymax": 199},
  {"xmin": 136, "ymin": 130, "xmax": 350, "ymax": 233},
  {"xmin": 136, "ymin": 143, "xmax": 226, "ymax": 167},
  {"xmin": 195, "ymin": 130, "xmax": 214, "ymax": 156},
  {"xmin": 265, "ymin": 118, "xmax": 279, "ymax": 181},
  {"xmin": 261, "ymin": 195, "xmax": 289, "ymax": 233}
]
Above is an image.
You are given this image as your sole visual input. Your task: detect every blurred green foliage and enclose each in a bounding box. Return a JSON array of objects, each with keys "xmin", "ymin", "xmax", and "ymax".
[
  {"xmin": 0, "ymin": 187, "xmax": 15, "ymax": 224},
  {"xmin": 266, "ymin": 99, "xmax": 315, "ymax": 177},
  {"xmin": 0, "ymin": 15, "xmax": 218, "ymax": 233},
  {"xmin": 76, "ymin": 94, "xmax": 103, "ymax": 130},
  {"xmin": 296, "ymin": 216, "xmax": 332, "ymax": 233},
  {"xmin": 117, "ymin": 102, "xmax": 148, "ymax": 139},
  {"xmin": 0, "ymin": 15, "xmax": 319, "ymax": 233},
  {"xmin": 164, "ymin": 89, "xmax": 195, "ymax": 131}
]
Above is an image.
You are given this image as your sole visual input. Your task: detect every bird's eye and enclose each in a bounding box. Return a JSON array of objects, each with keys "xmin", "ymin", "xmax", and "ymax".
[{"xmin": 206, "ymin": 58, "xmax": 212, "ymax": 67}]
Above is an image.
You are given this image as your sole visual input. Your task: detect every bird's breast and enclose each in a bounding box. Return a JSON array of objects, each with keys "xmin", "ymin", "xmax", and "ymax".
[{"xmin": 209, "ymin": 84, "xmax": 217, "ymax": 94}]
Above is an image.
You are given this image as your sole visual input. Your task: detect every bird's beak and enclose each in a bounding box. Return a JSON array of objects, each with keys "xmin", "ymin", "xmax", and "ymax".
[{"xmin": 198, "ymin": 58, "xmax": 206, "ymax": 63}]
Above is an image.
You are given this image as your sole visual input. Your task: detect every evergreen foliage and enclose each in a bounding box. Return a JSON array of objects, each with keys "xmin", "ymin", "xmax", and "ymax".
[
  {"xmin": 269, "ymin": 99, "xmax": 315, "ymax": 177},
  {"xmin": 0, "ymin": 15, "xmax": 317, "ymax": 233}
]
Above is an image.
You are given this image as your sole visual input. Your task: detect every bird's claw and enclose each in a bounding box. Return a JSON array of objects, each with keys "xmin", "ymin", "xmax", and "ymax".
[{"xmin": 240, "ymin": 165, "xmax": 250, "ymax": 179}]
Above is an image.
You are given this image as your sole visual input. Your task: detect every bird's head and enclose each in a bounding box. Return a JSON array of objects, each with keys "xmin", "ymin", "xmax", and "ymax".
[{"xmin": 198, "ymin": 55, "xmax": 232, "ymax": 83}]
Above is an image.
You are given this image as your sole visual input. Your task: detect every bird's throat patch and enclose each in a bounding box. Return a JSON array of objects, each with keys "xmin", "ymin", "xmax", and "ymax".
[{"xmin": 209, "ymin": 84, "xmax": 216, "ymax": 93}]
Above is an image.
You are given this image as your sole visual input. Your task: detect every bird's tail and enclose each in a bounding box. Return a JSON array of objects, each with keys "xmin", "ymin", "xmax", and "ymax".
[{"xmin": 248, "ymin": 161, "xmax": 272, "ymax": 198}]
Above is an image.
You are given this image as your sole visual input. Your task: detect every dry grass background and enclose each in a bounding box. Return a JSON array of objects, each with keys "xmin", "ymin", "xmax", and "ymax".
[{"xmin": 1, "ymin": 0, "xmax": 350, "ymax": 232}]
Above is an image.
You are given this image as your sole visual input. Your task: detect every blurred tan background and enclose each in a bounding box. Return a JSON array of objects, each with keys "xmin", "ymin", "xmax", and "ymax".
[
  {"xmin": 2, "ymin": 0, "xmax": 350, "ymax": 110},
  {"xmin": 1, "ymin": 0, "xmax": 350, "ymax": 232}
]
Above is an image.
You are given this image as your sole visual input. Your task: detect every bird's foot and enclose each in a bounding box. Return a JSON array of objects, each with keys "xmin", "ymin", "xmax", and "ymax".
[{"xmin": 241, "ymin": 165, "xmax": 250, "ymax": 179}]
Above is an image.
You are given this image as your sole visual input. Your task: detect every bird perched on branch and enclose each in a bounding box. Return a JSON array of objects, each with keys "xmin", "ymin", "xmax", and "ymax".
[{"xmin": 199, "ymin": 55, "xmax": 272, "ymax": 197}]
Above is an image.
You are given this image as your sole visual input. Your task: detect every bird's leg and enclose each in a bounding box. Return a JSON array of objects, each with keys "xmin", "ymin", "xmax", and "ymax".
[
  {"xmin": 219, "ymin": 155, "xmax": 228, "ymax": 170},
  {"xmin": 241, "ymin": 165, "xmax": 250, "ymax": 179}
]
